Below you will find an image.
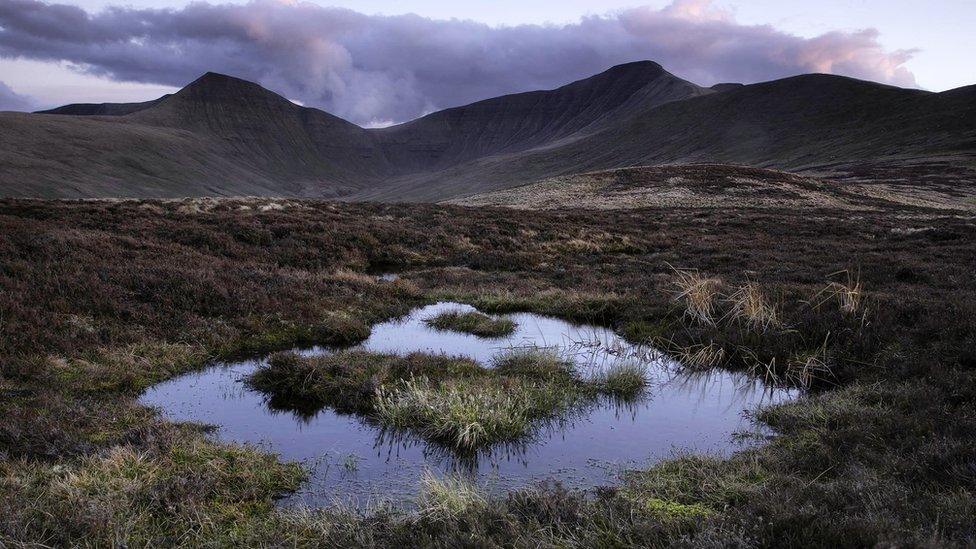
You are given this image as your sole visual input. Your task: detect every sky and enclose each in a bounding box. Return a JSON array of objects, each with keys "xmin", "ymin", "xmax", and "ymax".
[{"xmin": 0, "ymin": 0, "xmax": 973, "ymax": 124}]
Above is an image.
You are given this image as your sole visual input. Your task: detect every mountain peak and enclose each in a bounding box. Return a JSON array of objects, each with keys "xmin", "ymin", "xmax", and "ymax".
[
  {"xmin": 176, "ymin": 71, "xmax": 287, "ymax": 104},
  {"xmin": 604, "ymin": 60, "xmax": 665, "ymax": 74}
]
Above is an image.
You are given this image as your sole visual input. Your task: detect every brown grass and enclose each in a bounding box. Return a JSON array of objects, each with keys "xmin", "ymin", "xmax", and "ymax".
[{"xmin": 0, "ymin": 198, "xmax": 973, "ymax": 546}]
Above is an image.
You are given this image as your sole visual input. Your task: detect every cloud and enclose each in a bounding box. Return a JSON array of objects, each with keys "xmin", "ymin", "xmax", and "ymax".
[
  {"xmin": 0, "ymin": 80, "xmax": 37, "ymax": 111},
  {"xmin": 0, "ymin": 0, "xmax": 918, "ymax": 124}
]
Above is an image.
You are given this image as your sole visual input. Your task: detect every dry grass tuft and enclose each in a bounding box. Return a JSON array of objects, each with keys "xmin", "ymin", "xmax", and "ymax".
[
  {"xmin": 669, "ymin": 266, "xmax": 722, "ymax": 326},
  {"xmin": 723, "ymin": 282, "xmax": 780, "ymax": 332},
  {"xmin": 812, "ymin": 269, "xmax": 864, "ymax": 315}
]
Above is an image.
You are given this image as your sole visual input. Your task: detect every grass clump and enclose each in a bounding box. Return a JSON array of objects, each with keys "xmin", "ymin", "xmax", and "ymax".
[
  {"xmin": 491, "ymin": 347, "xmax": 575, "ymax": 381},
  {"xmin": 249, "ymin": 348, "xmax": 643, "ymax": 452},
  {"xmin": 669, "ymin": 266, "xmax": 722, "ymax": 326},
  {"xmin": 374, "ymin": 376, "xmax": 581, "ymax": 450},
  {"xmin": 723, "ymin": 282, "xmax": 780, "ymax": 332},
  {"xmin": 416, "ymin": 472, "xmax": 487, "ymax": 521},
  {"xmin": 591, "ymin": 361, "xmax": 648, "ymax": 400},
  {"xmin": 248, "ymin": 350, "xmax": 481, "ymax": 414},
  {"xmin": 423, "ymin": 310, "xmax": 516, "ymax": 337}
]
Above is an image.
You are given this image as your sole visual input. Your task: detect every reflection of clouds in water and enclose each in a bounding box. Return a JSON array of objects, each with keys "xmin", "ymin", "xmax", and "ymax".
[{"xmin": 140, "ymin": 301, "xmax": 797, "ymax": 508}]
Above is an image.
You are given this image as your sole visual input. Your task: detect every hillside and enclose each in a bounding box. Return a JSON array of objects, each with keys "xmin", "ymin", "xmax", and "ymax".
[
  {"xmin": 1, "ymin": 62, "xmax": 974, "ymax": 200},
  {"xmin": 356, "ymin": 75, "xmax": 976, "ymax": 201},
  {"xmin": 448, "ymin": 164, "xmax": 976, "ymax": 212}
]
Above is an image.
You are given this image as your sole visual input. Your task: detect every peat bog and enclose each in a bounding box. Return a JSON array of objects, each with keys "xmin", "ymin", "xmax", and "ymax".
[
  {"xmin": 1, "ymin": 197, "xmax": 975, "ymax": 546},
  {"xmin": 141, "ymin": 302, "xmax": 793, "ymax": 505}
]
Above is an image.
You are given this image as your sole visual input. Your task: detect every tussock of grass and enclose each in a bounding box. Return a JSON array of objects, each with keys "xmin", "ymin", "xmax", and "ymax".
[
  {"xmin": 416, "ymin": 472, "xmax": 487, "ymax": 521},
  {"xmin": 591, "ymin": 361, "xmax": 648, "ymax": 400},
  {"xmin": 723, "ymin": 282, "xmax": 780, "ymax": 332},
  {"xmin": 423, "ymin": 310, "xmax": 516, "ymax": 338},
  {"xmin": 250, "ymin": 348, "xmax": 643, "ymax": 452},
  {"xmin": 491, "ymin": 347, "xmax": 574, "ymax": 381},
  {"xmin": 811, "ymin": 269, "xmax": 865, "ymax": 315},
  {"xmin": 223, "ymin": 312, "xmax": 373, "ymax": 359},
  {"xmin": 669, "ymin": 266, "xmax": 722, "ymax": 326},
  {"xmin": 374, "ymin": 376, "xmax": 581, "ymax": 450},
  {"xmin": 248, "ymin": 350, "xmax": 482, "ymax": 414}
]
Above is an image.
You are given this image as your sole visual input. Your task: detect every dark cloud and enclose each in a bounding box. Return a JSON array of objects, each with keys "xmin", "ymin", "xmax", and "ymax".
[
  {"xmin": 0, "ymin": 80, "xmax": 36, "ymax": 111},
  {"xmin": 0, "ymin": 0, "xmax": 918, "ymax": 125}
]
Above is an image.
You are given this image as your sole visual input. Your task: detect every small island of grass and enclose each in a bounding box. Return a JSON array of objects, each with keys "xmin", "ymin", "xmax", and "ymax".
[
  {"xmin": 247, "ymin": 348, "xmax": 645, "ymax": 453},
  {"xmin": 423, "ymin": 310, "xmax": 517, "ymax": 338}
]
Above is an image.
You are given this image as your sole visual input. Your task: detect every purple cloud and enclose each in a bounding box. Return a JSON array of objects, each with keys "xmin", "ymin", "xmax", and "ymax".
[
  {"xmin": 0, "ymin": 0, "xmax": 918, "ymax": 124},
  {"xmin": 0, "ymin": 80, "xmax": 36, "ymax": 111}
]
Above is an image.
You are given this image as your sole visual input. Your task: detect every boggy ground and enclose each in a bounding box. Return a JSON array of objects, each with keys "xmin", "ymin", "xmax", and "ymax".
[
  {"xmin": 247, "ymin": 348, "xmax": 644, "ymax": 453},
  {"xmin": 0, "ymin": 196, "xmax": 974, "ymax": 547}
]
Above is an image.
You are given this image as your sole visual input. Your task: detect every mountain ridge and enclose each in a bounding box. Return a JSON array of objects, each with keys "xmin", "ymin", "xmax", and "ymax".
[{"xmin": 5, "ymin": 61, "xmax": 974, "ymax": 200}]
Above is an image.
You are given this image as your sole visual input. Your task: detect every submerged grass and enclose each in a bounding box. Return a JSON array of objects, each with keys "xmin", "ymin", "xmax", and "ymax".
[{"xmin": 423, "ymin": 310, "xmax": 517, "ymax": 337}]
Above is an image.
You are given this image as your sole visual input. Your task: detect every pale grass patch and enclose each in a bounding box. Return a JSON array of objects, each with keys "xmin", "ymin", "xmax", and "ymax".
[
  {"xmin": 373, "ymin": 377, "xmax": 536, "ymax": 450},
  {"xmin": 417, "ymin": 471, "xmax": 486, "ymax": 521},
  {"xmin": 723, "ymin": 282, "xmax": 780, "ymax": 332},
  {"xmin": 669, "ymin": 265, "xmax": 722, "ymax": 326},
  {"xmin": 329, "ymin": 268, "xmax": 376, "ymax": 286}
]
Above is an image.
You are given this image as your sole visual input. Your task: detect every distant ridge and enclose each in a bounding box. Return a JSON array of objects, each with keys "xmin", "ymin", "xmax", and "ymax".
[
  {"xmin": 4, "ymin": 62, "xmax": 975, "ymax": 200},
  {"xmin": 37, "ymin": 96, "xmax": 170, "ymax": 116}
]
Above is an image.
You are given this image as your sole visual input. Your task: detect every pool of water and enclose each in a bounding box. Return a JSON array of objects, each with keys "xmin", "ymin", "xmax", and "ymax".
[{"xmin": 140, "ymin": 302, "xmax": 797, "ymax": 506}]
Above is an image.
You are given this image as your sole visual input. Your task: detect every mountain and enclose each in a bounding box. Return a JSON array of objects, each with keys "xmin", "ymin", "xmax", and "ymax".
[
  {"xmin": 372, "ymin": 61, "xmax": 710, "ymax": 171},
  {"xmin": 1, "ymin": 62, "xmax": 974, "ymax": 200},
  {"xmin": 353, "ymin": 74, "xmax": 976, "ymax": 201}
]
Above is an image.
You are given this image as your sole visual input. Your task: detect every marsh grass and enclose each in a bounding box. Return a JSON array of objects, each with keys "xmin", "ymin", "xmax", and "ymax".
[
  {"xmin": 591, "ymin": 361, "xmax": 648, "ymax": 400},
  {"xmin": 810, "ymin": 269, "xmax": 865, "ymax": 316},
  {"xmin": 669, "ymin": 266, "xmax": 722, "ymax": 326},
  {"xmin": 3, "ymin": 200, "xmax": 974, "ymax": 547},
  {"xmin": 671, "ymin": 341, "xmax": 728, "ymax": 370},
  {"xmin": 491, "ymin": 347, "xmax": 575, "ymax": 381},
  {"xmin": 249, "ymin": 348, "xmax": 641, "ymax": 452},
  {"xmin": 374, "ymin": 376, "xmax": 582, "ymax": 451},
  {"xmin": 416, "ymin": 472, "xmax": 487, "ymax": 521},
  {"xmin": 723, "ymin": 282, "xmax": 780, "ymax": 332},
  {"xmin": 423, "ymin": 310, "xmax": 517, "ymax": 337}
]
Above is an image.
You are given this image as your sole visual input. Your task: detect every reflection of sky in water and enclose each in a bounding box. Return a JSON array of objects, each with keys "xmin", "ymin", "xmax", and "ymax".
[{"xmin": 140, "ymin": 302, "xmax": 797, "ymax": 507}]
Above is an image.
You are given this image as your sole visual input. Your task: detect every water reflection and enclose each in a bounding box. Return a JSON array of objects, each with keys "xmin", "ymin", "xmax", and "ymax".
[{"xmin": 140, "ymin": 302, "xmax": 798, "ymax": 506}]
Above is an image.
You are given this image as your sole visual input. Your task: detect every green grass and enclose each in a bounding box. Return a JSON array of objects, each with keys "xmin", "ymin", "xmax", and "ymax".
[
  {"xmin": 248, "ymin": 348, "xmax": 635, "ymax": 452},
  {"xmin": 592, "ymin": 361, "xmax": 648, "ymax": 400},
  {"xmin": 423, "ymin": 310, "xmax": 517, "ymax": 337},
  {"xmin": 374, "ymin": 375, "xmax": 583, "ymax": 450}
]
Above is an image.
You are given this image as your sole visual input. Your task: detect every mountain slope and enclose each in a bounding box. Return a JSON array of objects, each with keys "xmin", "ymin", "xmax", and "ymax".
[
  {"xmin": 353, "ymin": 74, "xmax": 976, "ymax": 201},
  {"xmin": 373, "ymin": 61, "xmax": 710, "ymax": 171},
  {"xmin": 2, "ymin": 63, "xmax": 974, "ymax": 200},
  {"xmin": 36, "ymin": 96, "xmax": 170, "ymax": 116}
]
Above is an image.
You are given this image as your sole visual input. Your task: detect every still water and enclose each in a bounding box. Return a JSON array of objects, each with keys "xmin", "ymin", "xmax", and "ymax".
[{"xmin": 140, "ymin": 302, "xmax": 796, "ymax": 506}]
